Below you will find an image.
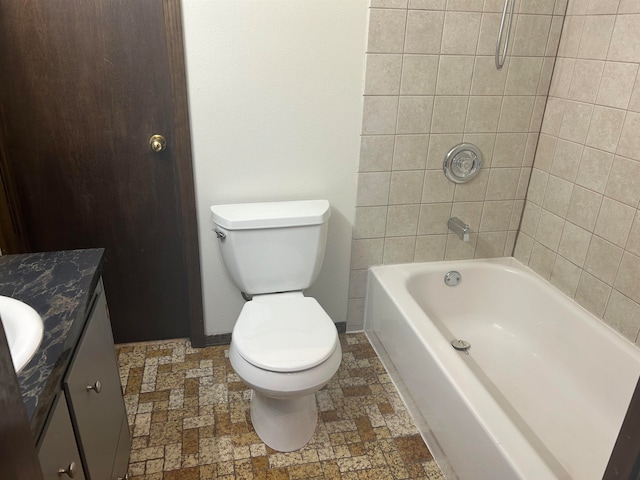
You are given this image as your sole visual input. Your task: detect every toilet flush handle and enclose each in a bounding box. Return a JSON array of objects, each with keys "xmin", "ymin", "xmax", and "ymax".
[{"xmin": 214, "ymin": 230, "xmax": 226, "ymax": 239}]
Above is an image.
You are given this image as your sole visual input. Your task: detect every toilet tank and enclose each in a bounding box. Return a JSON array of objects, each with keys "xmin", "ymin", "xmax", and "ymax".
[{"xmin": 210, "ymin": 200, "xmax": 331, "ymax": 295}]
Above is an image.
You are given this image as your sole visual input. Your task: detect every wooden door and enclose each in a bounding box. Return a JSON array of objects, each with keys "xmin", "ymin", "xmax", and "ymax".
[{"xmin": 0, "ymin": 0, "xmax": 204, "ymax": 344}]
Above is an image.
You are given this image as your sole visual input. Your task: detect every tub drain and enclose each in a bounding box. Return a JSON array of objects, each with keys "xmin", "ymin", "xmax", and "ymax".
[{"xmin": 451, "ymin": 339, "xmax": 471, "ymax": 355}]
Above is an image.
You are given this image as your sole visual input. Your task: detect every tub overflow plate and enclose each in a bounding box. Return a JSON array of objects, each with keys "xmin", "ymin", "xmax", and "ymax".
[
  {"xmin": 444, "ymin": 270, "xmax": 461, "ymax": 286},
  {"xmin": 451, "ymin": 339, "xmax": 471, "ymax": 355}
]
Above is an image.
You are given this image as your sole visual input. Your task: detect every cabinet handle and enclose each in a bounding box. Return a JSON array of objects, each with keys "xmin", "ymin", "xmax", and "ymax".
[
  {"xmin": 117, "ymin": 474, "xmax": 130, "ymax": 480},
  {"xmin": 86, "ymin": 380, "xmax": 102, "ymax": 393},
  {"xmin": 58, "ymin": 461, "xmax": 77, "ymax": 478}
]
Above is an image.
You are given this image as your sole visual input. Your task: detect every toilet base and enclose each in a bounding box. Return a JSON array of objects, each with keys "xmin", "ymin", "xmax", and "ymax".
[{"xmin": 250, "ymin": 390, "xmax": 318, "ymax": 452}]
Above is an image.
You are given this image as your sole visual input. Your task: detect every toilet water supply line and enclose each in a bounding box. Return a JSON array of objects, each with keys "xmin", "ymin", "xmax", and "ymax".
[{"xmin": 495, "ymin": 0, "xmax": 516, "ymax": 70}]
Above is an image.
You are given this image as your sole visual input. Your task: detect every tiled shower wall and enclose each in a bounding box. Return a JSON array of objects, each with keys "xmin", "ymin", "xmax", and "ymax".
[
  {"xmin": 514, "ymin": 0, "xmax": 640, "ymax": 344},
  {"xmin": 347, "ymin": 0, "xmax": 567, "ymax": 330}
]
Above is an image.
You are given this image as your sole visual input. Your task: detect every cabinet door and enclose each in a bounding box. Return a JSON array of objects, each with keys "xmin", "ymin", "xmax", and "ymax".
[
  {"xmin": 65, "ymin": 288, "xmax": 128, "ymax": 480},
  {"xmin": 38, "ymin": 394, "xmax": 86, "ymax": 480}
]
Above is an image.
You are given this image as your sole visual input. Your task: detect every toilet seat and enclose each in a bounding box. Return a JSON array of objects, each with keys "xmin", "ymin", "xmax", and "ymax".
[{"xmin": 233, "ymin": 293, "xmax": 338, "ymax": 373}]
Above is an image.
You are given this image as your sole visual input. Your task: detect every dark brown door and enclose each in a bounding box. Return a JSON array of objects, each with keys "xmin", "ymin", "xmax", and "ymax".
[{"xmin": 0, "ymin": 0, "xmax": 203, "ymax": 343}]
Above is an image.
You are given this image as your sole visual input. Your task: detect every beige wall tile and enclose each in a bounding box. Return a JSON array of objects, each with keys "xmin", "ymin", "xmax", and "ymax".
[
  {"xmin": 628, "ymin": 69, "xmax": 640, "ymax": 112},
  {"xmin": 521, "ymin": 0, "xmax": 557, "ymax": 15},
  {"xmin": 619, "ymin": 0, "xmax": 640, "ymax": 14},
  {"xmin": 596, "ymin": 62, "xmax": 639, "ymax": 109},
  {"xmin": 534, "ymin": 134, "xmax": 558, "ymax": 172},
  {"xmin": 357, "ymin": 172, "xmax": 392, "ymax": 206},
  {"xmin": 422, "ymin": 170, "xmax": 455, "ymax": 202},
  {"xmin": 608, "ymin": 15, "xmax": 640, "ymax": 63},
  {"xmin": 584, "ymin": 235, "xmax": 623, "ymax": 284},
  {"xmin": 567, "ymin": 59, "xmax": 604, "ymax": 103},
  {"xmin": 536, "ymin": 209, "xmax": 565, "ymax": 250},
  {"xmin": 383, "ymin": 236, "xmax": 417, "ymax": 263},
  {"xmin": 594, "ymin": 197, "xmax": 635, "ymax": 247},
  {"xmin": 409, "ymin": 0, "xmax": 446, "ymax": 9},
  {"xmin": 451, "ymin": 201, "xmax": 484, "ymax": 230},
  {"xmin": 441, "ymin": 12, "xmax": 481, "ymax": 54},
  {"xmin": 436, "ymin": 55, "xmax": 475, "ymax": 94},
  {"xmin": 359, "ymin": 135, "xmax": 395, "ymax": 172},
  {"xmin": 405, "ymin": 10, "xmax": 445, "ymax": 54},
  {"xmin": 614, "ymin": 252, "xmax": 640, "ymax": 303},
  {"xmin": 603, "ymin": 289, "xmax": 640, "ymax": 341},
  {"xmin": 371, "ymin": 0, "xmax": 409, "ymax": 8},
  {"xmin": 392, "ymin": 135, "xmax": 429, "ymax": 170},
  {"xmin": 493, "ymin": 133, "xmax": 528, "ymax": 167},
  {"xmin": 551, "ymin": 139, "xmax": 583, "ymax": 181},
  {"xmin": 550, "ymin": 58, "xmax": 575, "ymax": 98},
  {"xmin": 566, "ymin": 185, "xmax": 603, "ymax": 231},
  {"xmin": 486, "ymin": 168, "xmax": 521, "ymax": 200},
  {"xmin": 396, "ymin": 96, "xmax": 434, "ymax": 133},
  {"xmin": 418, "ymin": 202, "xmax": 452, "ymax": 234},
  {"xmin": 386, "ymin": 204, "xmax": 421, "ymax": 236},
  {"xmin": 505, "ymin": 57, "xmax": 544, "ymax": 96},
  {"xmin": 527, "ymin": 169, "xmax": 549, "ymax": 206},
  {"xmin": 414, "ymin": 235, "xmax": 447, "ymax": 261},
  {"xmin": 514, "ymin": 232, "xmax": 534, "ymax": 263},
  {"xmin": 400, "ymin": 55, "xmax": 439, "ymax": 95},
  {"xmin": 550, "ymin": 255, "xmax": 582, "ymax": 297},
  {"xmin": 389, "ymin": 170, "xmax": 425, "ymax": 203},
  {"xmin": 426, "ymin": 134, "xmax": 463, "ymax": 169},
  {"xmin": 447, "ymin": 0, "xmax": 483, "ymax": 11},
  {"xmin": 604, "ymin": 156, "xmax": 640, "ymax": 207},
  {"xmin": 585, "ymin": 106, "xmax": 625, "ymax": 153},
  {"xmin": 348, "ymin": 269, "xmax": 368, "ymax": 299},
  {"xmin": 558, "ymin": 221, "xmax": 592, "ymax": 267},
  {"xmin": 512, "ymin": 15, "xmax": 553, "ymax": 56},
  {"xmin": 575, "ymin": 271, "xmax": 612, "ymax": 317},
  {"xmin": 541, "ymin": 97, "xmax": 566, "ymax": 136},
  {"xmin": 626, "ymin": 211, "xmax": 640, "ymax": 257},
  {"xmin": 558, "ymin": 101, "xmax": 593, "ymax": 143},
  {"xmin": 558, "ymin": 15, "xmax": 585, "ymax": 58},
  {"xmin": 431, "ymin": 96, "xmax": 469, "ymax": 133},
  {"xmin": 475, "ymin": 231, "xmax": 508, "ymax": 258},
  {"xmin": 546, "ymin": 16, "xmax": 565, "ymax": 55},
  {"xmin": 354, "ymin": 206, "xmax": 388, "ymax": 238},
  {"xmin": 452, "ymin": 168, "xmax": 489, "ymax": 201},
  {"xmin": 542, "ymin": 175, "xmax": 574, "ymax": 217},
  {"xmin": 480, "ymin": 200, "xmax": 513, "ymax": 231},
  {"xmin": 477, "ymin": 13, "xmax": 502, "ymax": 55},
  {"xmin": 539, "ymin": 58, "xmax": 556, "ymax": 96},
  {"xmin": 529, "ymin": 241, "xmax": 556, "ymax": 279},
  {"xmin": 364, "ymin": 54, "xmax": 403, "ymax": 95},
  {"xmin": 351, "ymin": 238, "xmax": 385, "ymax": 269},
  {"xmin": 466, "ymin": 96, "xmax": 502, "ymax": 132},
  {"xmin": 575, "ymin": 147, "xmax": 613, "ymax": 193},
  {"xmin": 445, "ymin": 232, "xmax": 477, "ymax": 259},
  {"xmin": 586, "ymin": 0, "xmax": 619, "ymax": 14},
  {"xmin": 498, "ymin": 96, "xmax": 535, "ymax": 132},
  {"xmin": 577, "ymin": 16, "xmax": 615, "ymax": 60},
  {"xmin": 617, "ymin": 111, "xmax": 640, "ymax": 161},
  {"xmin": 368, "ymin": 9, "xmax": 408, "ymax": 53},
  {"xmin": 362, "ymin": 96, "xmax": 400, "ymax": 134},
  {"xmin": 471, "ymin": 56, "xmax": 508, "ymax": 95}
]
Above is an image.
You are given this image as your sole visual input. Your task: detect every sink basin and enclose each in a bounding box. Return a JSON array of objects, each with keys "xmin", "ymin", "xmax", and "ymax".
[{"xmin": 0, "ymin": 296, "xmax": 44, "ymax": 372}]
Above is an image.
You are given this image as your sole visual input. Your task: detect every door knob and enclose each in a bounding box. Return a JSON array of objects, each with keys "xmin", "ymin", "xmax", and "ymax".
[{"xmin": 149, "ymin": 134, "xmax": 166, "ymax": 152}]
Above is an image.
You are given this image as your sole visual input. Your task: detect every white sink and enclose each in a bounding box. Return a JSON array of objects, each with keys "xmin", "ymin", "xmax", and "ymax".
[{"xmin": 0, "ymin": 296, "xmax": 44, "ymax": 372}]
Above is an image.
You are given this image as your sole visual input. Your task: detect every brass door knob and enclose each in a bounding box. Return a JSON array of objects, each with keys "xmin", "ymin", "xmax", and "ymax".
[{"xmin": 149, "ymin": 134, "xmax": 166, "ymax": 152}]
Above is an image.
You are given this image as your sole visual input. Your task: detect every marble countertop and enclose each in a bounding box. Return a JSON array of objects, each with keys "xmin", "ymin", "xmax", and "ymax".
[{"xmin": 0, "ymin": 249, "xmax": 104, "ymax": 439}]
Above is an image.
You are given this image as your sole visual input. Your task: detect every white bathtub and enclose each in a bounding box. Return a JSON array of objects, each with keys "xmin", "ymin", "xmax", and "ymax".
[{"xmin": 364, "ymin": 257, "xmax": 640, "ymax": 480}]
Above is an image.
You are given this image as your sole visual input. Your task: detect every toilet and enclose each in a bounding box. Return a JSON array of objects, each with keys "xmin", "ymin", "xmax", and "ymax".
[{"xmin": 210, "ymin": 199, "xmax": 341, "ymax": 452}]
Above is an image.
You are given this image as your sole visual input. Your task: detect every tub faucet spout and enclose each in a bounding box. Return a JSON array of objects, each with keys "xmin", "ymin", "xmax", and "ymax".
[{"xmin": 448, "ymin": 217, "xmax": 470, "ymax": 241}]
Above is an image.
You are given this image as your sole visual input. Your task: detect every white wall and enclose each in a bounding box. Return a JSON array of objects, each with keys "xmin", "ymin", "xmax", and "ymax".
[{"xmin": 181, "ymin": 0, "xmax": 368, "ymax": 335}]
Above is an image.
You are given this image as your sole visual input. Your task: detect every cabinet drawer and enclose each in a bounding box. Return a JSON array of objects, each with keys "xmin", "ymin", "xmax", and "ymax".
[
  {"xmin": 65, "ymin": 289, "xmax": 127, "ymax": 480},
  {"xmin": 38, "ymin": 394, "xmax": 86, "ymax": 480}
]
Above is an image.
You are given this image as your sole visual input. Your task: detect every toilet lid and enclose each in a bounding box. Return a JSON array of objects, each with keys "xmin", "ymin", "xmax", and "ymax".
[{"xmin": 233, "ymin": 296, "xmax": 338, "ymax": 373}]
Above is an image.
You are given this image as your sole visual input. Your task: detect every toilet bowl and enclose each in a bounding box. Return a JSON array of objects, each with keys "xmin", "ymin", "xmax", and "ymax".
[
  {"xmin": 210, "ymin": 200, "xmax": 341, "ymax": 451},
  {"xmin": 229, "ymin": 294, "xmax": 341, "ymax": 451}
]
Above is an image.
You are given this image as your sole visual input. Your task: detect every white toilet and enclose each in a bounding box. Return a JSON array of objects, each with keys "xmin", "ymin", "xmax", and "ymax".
[{"xmin": 210, "ymin": 199, "xmax": 341, "ymax": 452}]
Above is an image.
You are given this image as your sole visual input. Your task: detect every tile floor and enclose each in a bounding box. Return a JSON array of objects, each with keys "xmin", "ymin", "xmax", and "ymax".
[{"xmin": 116, "ymin": 332, "xmax": 444, "ymax": 479}]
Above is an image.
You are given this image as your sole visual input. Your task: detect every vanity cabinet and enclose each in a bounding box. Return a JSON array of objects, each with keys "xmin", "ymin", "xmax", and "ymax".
[
  {"xmin": 37, "ymin": 281, "xmax": 130, "ymax": 480},
  {"xmin": 38, "ymin": 394, "xmax": 86, "ymax": 480}
]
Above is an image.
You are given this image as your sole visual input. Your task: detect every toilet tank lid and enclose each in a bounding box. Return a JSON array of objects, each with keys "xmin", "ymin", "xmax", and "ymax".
[{"xmin": 210, "ymin": 199, "xmax": 330, "ymax": 230}]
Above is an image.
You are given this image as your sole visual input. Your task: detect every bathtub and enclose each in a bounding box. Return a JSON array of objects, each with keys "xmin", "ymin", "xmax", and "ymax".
[{"xmin": 364, "ymin": 257, "xmax": 640, "ymax": 480}]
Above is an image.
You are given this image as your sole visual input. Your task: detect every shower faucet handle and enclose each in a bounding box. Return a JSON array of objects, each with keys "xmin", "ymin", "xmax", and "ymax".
[{"xmin": 448, "ymin": 217, "xmax": 470, "ymax": 242}]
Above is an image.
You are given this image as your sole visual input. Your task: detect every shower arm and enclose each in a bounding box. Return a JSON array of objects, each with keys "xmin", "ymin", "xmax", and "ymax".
[{"xmin": 495, "ymin": 0, "xmax": 516, "ymax": 70}]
